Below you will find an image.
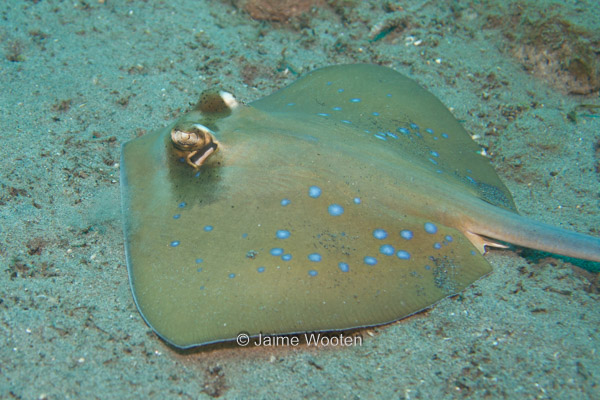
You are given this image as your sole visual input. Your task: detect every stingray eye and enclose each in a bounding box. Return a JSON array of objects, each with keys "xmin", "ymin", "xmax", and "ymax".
[{"xmin": 171, "ymin": 124, "xmax": 215, "ymax": 150}]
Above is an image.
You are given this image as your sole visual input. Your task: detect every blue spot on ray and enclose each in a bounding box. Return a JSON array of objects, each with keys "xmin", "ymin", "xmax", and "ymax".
[
  {"xmin": 338, "ymin": 262, "xmax": 350, "ymax": 272},
  {"xmin": 308, "ymin": 253, "xmax": 322, "ymax": 262},
  {"xmin": 281, "ymin": 198, "xmax": 291, "ymax": 206},
  {"xmin": 328, "ymin": 204, "xmax": 344, "ymax": 216},
  {"xmin": 350, "ymin": 98, "xmax": 361, "ymax": 103},
  {"xmin": 309, "ymin": 186, "xmax": 322, "ymax": 198},
  {"xmin": 178, "ymin": 202, "xmax": 186, "ymax": 208},
  {"xmin": 396, "ymin": 250, "xmax": 411, "ymax": 260},
  {"xmin": 173, "ymin": 214, "xmax": 181, "ymax": 219},
  {"xmin": 353, "ymin": 197, "xmax": 361, "ymax": 204},
  {"xmin": 445, "ymin": 235, "xmax": 453, "ymax": 242},
  {"xmin": 400, "ymin": 230, "xmax": 414, "ymax": 240},
  {"xmin": 203, "ymin": 225, "xmax": 214, "ymax": 232},
  {"xmin": 282, "ymin": 254, "xmax": 292, "ymax": 261},
  {"xmin": 229, "ymin": 273, "xmax": 235, "ymax": 279},
  {"xmin": 380, "ymin": 244, "xmax": 395, "ymax": 256},
  {"xmin": 373, "ymin": 229, "xmax": 388, "ymax": 240},
  {"xmin": 434, "ymin": 242, "xmax": 442, "ymax": 249},
  {"xmin": 270, "ymin": 248, "xmax": 284, "ymax": 256},
  {"xmin": 364, "ymin": 256, "xmax": 378, "ymax": 265},
  {"xmin": 276, "ymin": 230, "xmax": 291, "ymax": 239},
  {"xmin": 257, "ymin": 266, "xmax": 265, "ymax": 273},
  {"xmin": 424, "ymin": 222, "xmax": 438, "ymax": 234},
  {"xmin": 170, "ymin": 241, "xmax": 180, "ymax": 247},
  {"xmin": 195, "ymin": 258, "xmax": 203, "ymax": 263},
  {"xmin": 308, "ymin": 270, "xmax": 318, "ymax": 277}
]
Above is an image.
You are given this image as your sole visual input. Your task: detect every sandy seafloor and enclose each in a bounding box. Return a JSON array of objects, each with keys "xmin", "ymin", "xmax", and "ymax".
[{"xmin": 1, "ymin": 0, "xmax": 599, "ymax": 398}]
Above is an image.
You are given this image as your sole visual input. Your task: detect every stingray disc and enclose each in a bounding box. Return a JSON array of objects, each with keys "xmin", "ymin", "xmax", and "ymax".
[{"xmin": 121, "ymin": 64, "xmax": 513, "ymax": 348}]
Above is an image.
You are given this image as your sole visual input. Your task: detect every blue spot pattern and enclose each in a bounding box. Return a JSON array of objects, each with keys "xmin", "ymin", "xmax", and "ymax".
[{"xmin": 164, "ymin": 76, "xmax": 472, "ymax": 286}]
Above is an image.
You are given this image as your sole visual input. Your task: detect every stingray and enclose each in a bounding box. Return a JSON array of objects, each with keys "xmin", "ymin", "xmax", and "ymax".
[{"xmin": 120, "ymin": 64, "xmax": 600, "ymax": 349}]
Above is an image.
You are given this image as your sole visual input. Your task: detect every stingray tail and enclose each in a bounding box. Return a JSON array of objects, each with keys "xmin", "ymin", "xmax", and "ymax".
[{"xmin": 466, "ymin": 202, "xmax": 600, "ymax": 263}]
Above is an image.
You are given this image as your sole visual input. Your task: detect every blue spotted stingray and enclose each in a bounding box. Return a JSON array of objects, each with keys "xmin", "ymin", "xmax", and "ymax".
[{"xmin": 120, "ymin": 64, "xmax": 600, "ymax": 348}]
